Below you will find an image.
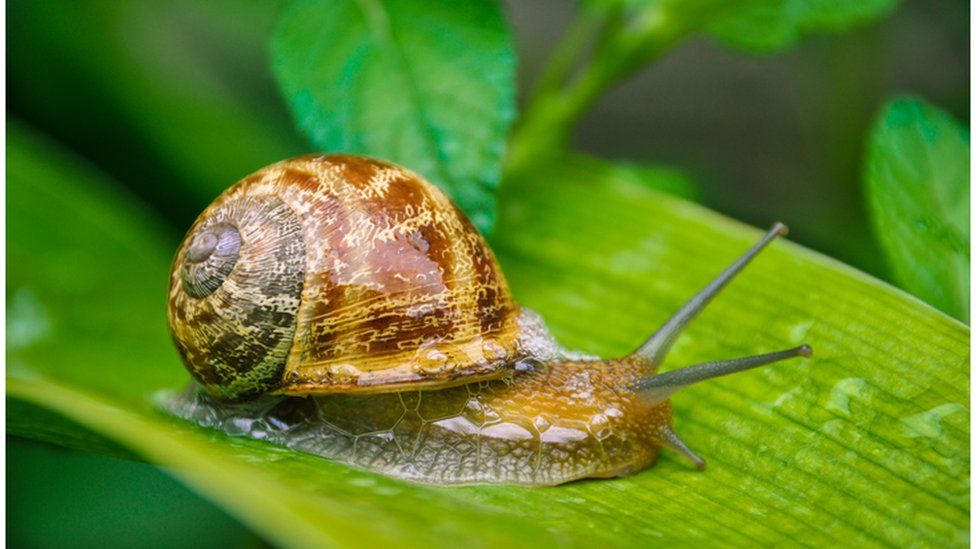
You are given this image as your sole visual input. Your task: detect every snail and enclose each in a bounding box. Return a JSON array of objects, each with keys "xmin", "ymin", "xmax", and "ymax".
[{"xmin": 166, "ymin": 154, "xmax": 811, "ymax": 486}]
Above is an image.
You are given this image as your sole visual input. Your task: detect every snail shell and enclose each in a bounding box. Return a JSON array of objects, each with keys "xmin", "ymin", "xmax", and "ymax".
[{"xmin": 168, "ymin": 155, "xmax": 521, "ymax": 400}]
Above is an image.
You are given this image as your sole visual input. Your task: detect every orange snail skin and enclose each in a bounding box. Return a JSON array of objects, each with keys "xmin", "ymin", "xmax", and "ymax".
[{"xmin": 165, "ymin": 155, "xmax": 811, "ymax": 486}]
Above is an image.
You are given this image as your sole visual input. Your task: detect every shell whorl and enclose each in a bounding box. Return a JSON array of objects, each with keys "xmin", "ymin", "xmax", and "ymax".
[
  {"xmin": 182, "ymin": 223, "xmax": 242, "ymax": 298},
  {"xmin": 168, "ymin": 194, "xmax": 306, "ymax": 400},
  {"xmin": 169, "ymin": 154, "xmax": 525, "ymax": 400}
]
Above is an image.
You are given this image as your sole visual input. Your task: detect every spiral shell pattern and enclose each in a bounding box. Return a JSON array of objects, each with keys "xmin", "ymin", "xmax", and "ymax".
[
  {"xmin": 168, "ymin": 194, "xmax": 306, "ymax": 400},
  {"xmin": 168, "ymin": 155, "xmax": 522, "ymax": 400}
]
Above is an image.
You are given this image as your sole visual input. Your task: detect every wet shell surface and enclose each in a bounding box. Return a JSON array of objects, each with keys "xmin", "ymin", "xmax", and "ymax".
[{"xmin": 168, "ymin": 155, "xmax": 522, "ymax": 400}]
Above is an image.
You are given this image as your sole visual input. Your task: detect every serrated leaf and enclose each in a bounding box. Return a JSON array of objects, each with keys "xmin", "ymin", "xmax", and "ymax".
[
  {"xmin": 706, "ymin": 0, "xmax": 900, "ymax": 52},
  {"xmin": 7, "ymin": 127, "xmax": 968, "ymax": 546},
  {"xmin": 270, "ymin": 0, "xmax": 516, "ymax": 233},
  {"xmin": 864, "ymin": 97, "xmax": 970, "ymax": 321}
]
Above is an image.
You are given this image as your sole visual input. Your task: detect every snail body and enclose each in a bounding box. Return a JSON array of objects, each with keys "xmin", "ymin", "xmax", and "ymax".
[
  {"xmin": 173, "ymin": 340, "xmax": 663, "ymax": 485},
  {"xmin": 167, "ymin": 155, "xmax": 810, "ymax": 485}
]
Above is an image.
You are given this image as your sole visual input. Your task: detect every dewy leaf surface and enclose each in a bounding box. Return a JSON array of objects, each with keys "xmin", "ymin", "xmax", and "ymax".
[
  {"xmin": 270, "ymin": 0, "xmax": 515, "ymax": 233},
  {"xmin": 864, "ymin": 97, "xmax": 970, "ymax": 322},
  {"xmin": 7, "ymin": 129, "xmax": 969, "ymax": 546}
]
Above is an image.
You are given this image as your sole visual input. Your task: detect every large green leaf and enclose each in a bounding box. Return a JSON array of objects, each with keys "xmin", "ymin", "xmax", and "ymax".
[
  {"xmin": 864, "ymin": 97, "xmax": 970, "ymax": 322},
  {"xmin": 8, "ymin": 128, "xmax": 968, "ymax": 546},
  {"xmin": 706, "ymin": 0, "xmax": 900, "ymax": 52},
  {"xmin": 270, "ymin": 0, "xmax": 515, "ymax": 233}
]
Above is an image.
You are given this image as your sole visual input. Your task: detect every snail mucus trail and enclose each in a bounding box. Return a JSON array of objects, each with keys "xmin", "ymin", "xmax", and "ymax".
[{"xmin": 165, "ymin": 155, "xmax": 811, "ymax": 486}]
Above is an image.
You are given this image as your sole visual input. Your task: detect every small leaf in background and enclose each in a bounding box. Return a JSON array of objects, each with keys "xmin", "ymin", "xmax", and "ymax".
[
  {"xmin": 8, "ymin": 122, "xmax": 968, "ymax": 547},
  {"xmin": 706, "ymin": 0, "xmax": 900, "ymax": 52},
  {"xmin": 271, "ymin": 0, "xmax": 516, "ymax": 233},
  {"xmin": 864, "ymin": 97, "xmax": 970, "ymax": 322}
]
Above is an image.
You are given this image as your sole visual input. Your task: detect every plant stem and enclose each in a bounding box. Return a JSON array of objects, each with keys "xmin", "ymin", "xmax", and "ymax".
[
  {"xmin": 526, "ymin": 3, "xmax": 607, "ymax": 109},
  {"xmin": 504, "ymin": 5, "xmax": 691, "ymax": 177}
]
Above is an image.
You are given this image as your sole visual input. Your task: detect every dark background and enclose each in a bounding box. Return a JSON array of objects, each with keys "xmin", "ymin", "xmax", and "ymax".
[{"xmin": 7, "ymin": 0, "xmax": 969, "ymax": 546}]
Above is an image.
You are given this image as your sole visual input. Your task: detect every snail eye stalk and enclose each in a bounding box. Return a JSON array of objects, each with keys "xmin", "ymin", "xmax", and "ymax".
[
  {"xmin": 637, "ymin": 345, "xmax": 812, "ymax": 405},
  {"xmin": 629, "ymin": 223, "xmax": 812, "ymax": 469},
  {"xmin": 634, "ymin": 222, "xmax": 791, "ymax": 367}
]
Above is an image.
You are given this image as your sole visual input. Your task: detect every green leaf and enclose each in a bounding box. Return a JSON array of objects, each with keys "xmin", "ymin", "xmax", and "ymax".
[
  {"xmin": 864, "ymin": 97, "xmax": 970, "ymax": 321},
  {"xmin": 7, "ymin": 0, "xmax": 308, "ymax": 207},
  {"xmin": 555, "ymin": 154, "xmax": 699, "ymax": 200},
  {"xmin": 8, "ymin": 130, "xmax": 968, "ymax": 546},
  {"xmin": 6, "ymin": 124, "xmax": 179, "ymax": 397},
  {"xmin": 270, "ymin": 0, "xmax": 516, "ymax": 233},
  {"xmin": 705, "ymin": 0, "xmax": 900, "ymax": 52}
]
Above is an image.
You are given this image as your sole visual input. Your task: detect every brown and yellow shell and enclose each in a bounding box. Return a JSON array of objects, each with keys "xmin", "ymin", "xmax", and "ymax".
[{"xmin": 167, "ymin": 155, "xmax": 522, "ymax": 400}]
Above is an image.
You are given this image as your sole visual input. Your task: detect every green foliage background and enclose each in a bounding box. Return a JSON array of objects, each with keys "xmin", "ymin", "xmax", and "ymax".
[{"xmin": 6, "ymin": 0, "xmax": 970, "ymax": 547}]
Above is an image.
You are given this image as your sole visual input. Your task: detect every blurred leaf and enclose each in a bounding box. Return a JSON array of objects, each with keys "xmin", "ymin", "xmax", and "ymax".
[
  {"xmin": 7, "ymin": 399, "xmax": 139, "ymax": 462},
  {"xmin": 271, "ymin": 0, "xmax": 516, "ymax": 233},
  {"xmin": 8, "ymin": 126, "xmax": 968, "ymax": 546},
  {"xmin": 6, "ymin": 123, "xmax": 178, "ymax": 397},
  {"xmin": 554, "ymin": 154, "xmax": 699, "ymax": 200},
  {"xmin": 506, "ymin": 0, "xmax": 902, "ymax": 178},
  {"xmin": 8, "ymin": 438, "xmax": 259, "ymax": 548},
  {"xmin": 705, "ymin": 0, "xmax": 900, "ymax": 52},
  {"xmin": 576, "ymin": 0, "xmax": 899, "ymax": 55},
  {"xmin": 7, "ymin": 0, "xmax": 307, "ymax": 224},
  {"xmin": 864, "ymin": 97, "xmax": 970, "ymax": 321}
]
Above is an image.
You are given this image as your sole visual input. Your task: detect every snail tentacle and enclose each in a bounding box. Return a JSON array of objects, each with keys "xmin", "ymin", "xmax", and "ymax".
[
  {"xmin": 658, "ymin": 425, "xmax": 707, "ymax": 470},
  {"xmin": 635, "ymin": 345, "xmax": 812, "ymax": 405},
  {"xmin": 634, "ymin": 222, "xmax": 789, "ymax": 368}
]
